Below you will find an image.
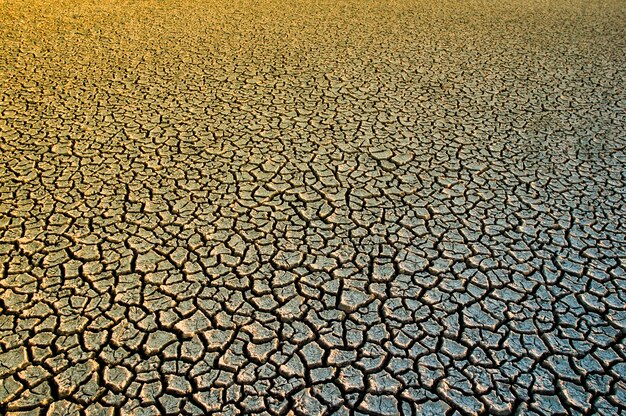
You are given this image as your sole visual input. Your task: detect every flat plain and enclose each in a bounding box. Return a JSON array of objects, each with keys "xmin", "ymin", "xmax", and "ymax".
[{"xmin": 0, "ymin": 0, "xmax": 625, "ymax": 414}]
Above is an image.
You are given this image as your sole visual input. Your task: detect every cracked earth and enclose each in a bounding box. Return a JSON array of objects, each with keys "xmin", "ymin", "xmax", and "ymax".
[{"xmin": 1, "ymin": 0, "xmax": 625, "ymax": 415}]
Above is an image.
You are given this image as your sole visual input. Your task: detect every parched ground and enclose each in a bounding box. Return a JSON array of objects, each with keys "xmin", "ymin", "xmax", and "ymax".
[{"xmin": 1, "ymin": 0, "xmax": 625, "ymax": 414}]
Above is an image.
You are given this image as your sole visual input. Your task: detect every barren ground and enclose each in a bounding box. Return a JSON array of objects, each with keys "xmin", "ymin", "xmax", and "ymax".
[{"xmin": 1, "ymin": 0, "xmax": 625, "ymax": 414}]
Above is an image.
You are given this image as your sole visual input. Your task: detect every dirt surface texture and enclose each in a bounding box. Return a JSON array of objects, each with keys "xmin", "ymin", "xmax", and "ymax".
[{"xmin": 1, "ymin": 0, "xmax": 625, "ymax": 414}]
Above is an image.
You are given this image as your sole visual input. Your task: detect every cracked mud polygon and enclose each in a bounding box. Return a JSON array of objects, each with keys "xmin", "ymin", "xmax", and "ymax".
[{"xmin": 1, "ymin": 0, "xmax": 625, "ymax": 415}]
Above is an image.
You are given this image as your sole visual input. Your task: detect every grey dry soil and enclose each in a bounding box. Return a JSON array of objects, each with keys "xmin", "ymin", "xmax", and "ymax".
[{"xmin": 1, "ymin": 0, "xmax": 625, "ymax": 415}]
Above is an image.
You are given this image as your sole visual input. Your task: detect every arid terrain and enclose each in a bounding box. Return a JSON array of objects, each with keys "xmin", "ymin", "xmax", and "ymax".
[{"xmin": 1, "ymin": 0, "xmax": 625, "ymax": 414}]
